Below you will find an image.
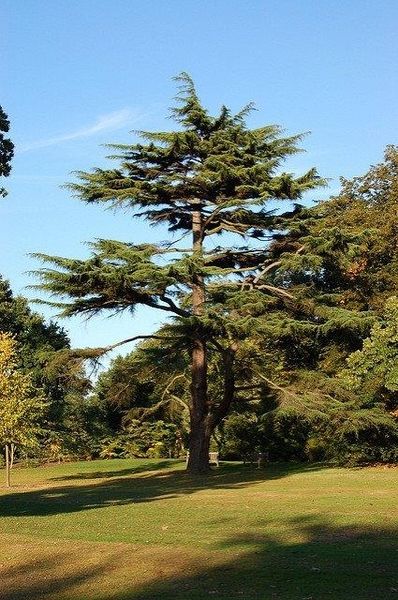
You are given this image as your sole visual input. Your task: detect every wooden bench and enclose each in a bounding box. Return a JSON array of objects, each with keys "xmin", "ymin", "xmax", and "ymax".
[{"xmin": 185, "ymin": 451, "xmax": 219, "ymax": 467}]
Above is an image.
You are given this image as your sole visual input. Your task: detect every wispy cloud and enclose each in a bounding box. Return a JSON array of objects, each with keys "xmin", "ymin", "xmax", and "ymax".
[{"xmin": 19, "ymin": 108, "xmax": 138, "ymax": 152}]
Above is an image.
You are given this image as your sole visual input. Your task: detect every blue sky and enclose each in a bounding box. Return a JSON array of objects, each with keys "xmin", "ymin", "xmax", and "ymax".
[{"xmin": 2, "ymin": 0, "xmax": 397, "ymax": 357}]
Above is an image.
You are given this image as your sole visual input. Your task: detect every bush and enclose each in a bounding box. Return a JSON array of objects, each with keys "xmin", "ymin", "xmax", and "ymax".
[
  {"xmin": 259, "ymin": 411, "xmax": 311, "ymax": 461},
  {"xmin": 221, "ymin": 413, "xmax": 260, "ymax": 460},
  {"xmin": 99, "ymin": 420, "xmax": 181, "ymax": 459}
]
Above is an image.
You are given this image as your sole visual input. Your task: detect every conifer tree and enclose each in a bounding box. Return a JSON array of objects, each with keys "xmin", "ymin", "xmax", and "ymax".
[{"xmin": 33, "ymin": 74, "xmax": 324, "ymax": 472}]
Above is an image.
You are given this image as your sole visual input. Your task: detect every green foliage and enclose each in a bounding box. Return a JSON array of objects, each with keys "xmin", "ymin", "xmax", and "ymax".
[
  {"xmin": 32, "ymin": 74, "xmax": 324, "ymax": 326},
  {"xmin": 0, "ymin": 275, "xmax": 93, "ymax": 429},
  {"xmin": 0, "ymin": 333, "xmax": 46, "ymax": 453},
  {"xmin": 0, "ymin": 276, "xmax": 98, "ymax": 462},
  {"xmin": 0, "ymin": 106, "xmax": 14, "ymax": 197},
  {"xmin": 99, "ymin": 421, "xmax": 181, "ymax": 459},
  {"xmin": 297, "ymin": 145, "xmax": 398, "ymax": 312},
  {"xmin": 313, "ymin": 404, "xmax": 398, "ymax": 465},
  {"xmin": 29, "ymin": 77, "xmax": 398, "ymax": 468},
  {"xmin": 259, "ymin": 410, "xmax": 312, "ymax": 461},
  {"xmin": 30, "ymin": 74, "xmax": 327, "ymax": 472},
  {"xmin": 220, "ymin": 413, "xmax": 260, "ymax": 460},
  {"xmin": 343, "ymin": 296, "xmax": 398, "ymax": 396}
]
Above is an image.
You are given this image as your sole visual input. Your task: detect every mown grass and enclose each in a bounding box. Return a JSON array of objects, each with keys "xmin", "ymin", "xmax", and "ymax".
[{"xmin": 0, "ymin": 458, "xmax": 397, "ymax": 599}]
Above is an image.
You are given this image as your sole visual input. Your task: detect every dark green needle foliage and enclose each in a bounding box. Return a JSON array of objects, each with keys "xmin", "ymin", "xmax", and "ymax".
[{"xmin": 32, "ymin": 74, "xmax": 325, "ymax": 472}]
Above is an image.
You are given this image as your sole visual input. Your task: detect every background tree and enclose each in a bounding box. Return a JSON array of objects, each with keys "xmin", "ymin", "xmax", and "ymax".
[
  {"xmin": 0, "ymin": 332, "xmax": 46, "ymax": 487},
  {"xmin": 95, "ymin": 338, "xmax": 190, "ymax": 438},
  {"xmin": 0, "ymin": 276, "xmax": 94, "ymax": 460},
  {"xmin": 343, "ymin": 296, "xmax": 398, "ymax": 413},
  {"xmin": 233, "ymin": 147, "xmax": 398, "ymax": 463},
  {"xmin": 33, "ymin": 74, "xmax": 324, "ymax": 472},
  {"xmin": 298, "ymin": 145, "xmax": 398, "ymax": 313},
  {"xmin": 259, "ymin": 145, "xmax": 398, "ymax": 387},
  {"xmin": 0, "ymin": 106, "xmax": 14, "ymax": 198}
]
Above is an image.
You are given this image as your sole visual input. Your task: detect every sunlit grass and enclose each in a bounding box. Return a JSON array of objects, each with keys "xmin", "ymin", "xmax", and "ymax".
[{"xmin": 0, "ymin": 459, "xmax": 397, "ymax": 599}]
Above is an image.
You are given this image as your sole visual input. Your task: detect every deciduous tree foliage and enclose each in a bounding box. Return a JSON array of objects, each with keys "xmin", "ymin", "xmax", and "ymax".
[
  {"xmin": 0, "ymin": 276, "xmax": 95, "ymax": 460},
  {"xmin": 0, "ymin": 276, "xmax": 77, "ymax": 425},
  {"xmin": 33, "ymin": 74, "xmax": 324, "ymax": 472},
  {"xmin": 0, "ymin": 333, "xmax": 46, "ymax": 486},
  {"xmin": 343, "ymin": 296, "xmax": 398, "ymax": 409}
]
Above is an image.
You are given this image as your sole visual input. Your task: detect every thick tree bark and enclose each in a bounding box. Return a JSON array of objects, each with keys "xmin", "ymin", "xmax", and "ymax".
[
  {"xmin": 187, "ymin": 202, "xmax": 210, "ymax": 473},
  {"xmin": 188, "ymin": 407, "xmax": 212, "ymax": 473},
  {"xmin": 188, "ymin": 344, "xmax": 237, "ymax": 472},
  {"xmin": 187, "ymin": 203, "xmax": 239, "ymax": 473}
]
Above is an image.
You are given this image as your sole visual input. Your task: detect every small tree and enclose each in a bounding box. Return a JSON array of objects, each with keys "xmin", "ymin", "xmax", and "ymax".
[
  {"xmin": 0, "ymin": 332, "xmax": 46, "ymax": 487},
  {"xmin": 33, "ymin": 74, "xmax": 324, "ymax": 472}
]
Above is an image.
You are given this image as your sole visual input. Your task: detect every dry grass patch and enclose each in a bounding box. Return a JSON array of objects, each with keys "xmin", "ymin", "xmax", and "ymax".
[{"xmin": 0, "ymin": 533, "xmax": 226, "ymax": 600}]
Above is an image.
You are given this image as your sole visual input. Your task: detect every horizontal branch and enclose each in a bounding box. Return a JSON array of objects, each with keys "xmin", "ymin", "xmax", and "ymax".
[
  {"xmin": 253, "ymin": 260, "xmax": 282, "ymax": 285},
  {"xmin": 104, "ymin": 334, "xmax": 178, "ymax": 353},
  {"xmin": 253, "ymin": 245, "xmax": 304, "ymax": 285},
  {"xmin": 202, "ymin": 200, "xmax": 243, "ymax": 230},
  {"xmin": 256, "ymin": 284, "xmax": 296, "ymax": 300},
  {"xmin": 158, "ymin": 295, "xmax": 190, "ymax": 317}
]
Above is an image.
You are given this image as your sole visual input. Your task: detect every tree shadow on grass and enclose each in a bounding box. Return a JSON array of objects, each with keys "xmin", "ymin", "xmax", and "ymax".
[
  {"xmin": 49, "ymin": 459, "xmax": 177, "ymax": 482},
  {"xmin": 2, "ymin": 516, "xmax": 397, "ymax": 600},
  {"xmin": 0, "ymin": 462, "xmax": 324, "ymax": 518},
  {"xmin": 1, "ymin": 553, "xmax": 114, "ymax": 600},
  {"xmin": 124, "ymin": 518, "xmax": 398, "ymax": 600}
]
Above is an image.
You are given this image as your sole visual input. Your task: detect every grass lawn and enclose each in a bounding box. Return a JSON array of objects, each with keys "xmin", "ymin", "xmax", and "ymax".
[{"xmin": 0, "ymin": 459, "xmax": 397, "ymax": 599}]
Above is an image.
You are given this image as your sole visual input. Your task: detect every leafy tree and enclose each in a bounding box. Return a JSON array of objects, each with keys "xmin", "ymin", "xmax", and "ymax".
[
  {"xmin": 280, "ymin": 145, "xmax": 398, "ymax": 315},
  {"xmin": 33, "ymin": 74, "xmax": 324, "ymax": 472},
  {"xmin": 242, "ymin": 148, "xmax": 398, "ymax": 464},
  {"xmin": 0, "ymin": 276, "xmax": 94, "ymax": 457},
  {"xmin": 0, "ymin": 276, "xmax": 71, "ymax": 419},
  {"xmin": 0, "ymin": 332, "xmax": 46, "ymax": 486},
  {"xmin": 0, "ymin": 106, "xmax": 14, "ymax": 198},
  {"xmin": 232, "ymin": 146, "xmax": 398, "ymax": 391},
  {"xmin": 221, "ymin": 412, "xmax": 260, "ymax": 461},
  {"xmin": 343, "ymin": 296, "xmax": 398, "ymax": 412},
  {"xmin": 100, "ymin": 420, "xmax": 180, "ymax": 459}
]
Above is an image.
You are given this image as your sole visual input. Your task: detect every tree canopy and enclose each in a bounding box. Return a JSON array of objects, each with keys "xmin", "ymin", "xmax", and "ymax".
[
  {"xmin": 33, "ymin": 74, "xmax": 326, "ymax": 472},
  {"xmin": 86, "ymin": 145, "xmax": 398, "ymax": 467}
]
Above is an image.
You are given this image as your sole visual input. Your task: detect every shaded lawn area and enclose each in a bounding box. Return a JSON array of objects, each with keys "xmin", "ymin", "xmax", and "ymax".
[{"xmin": 0, "ymin": 459, "xmax": 397, "ymax": 599}]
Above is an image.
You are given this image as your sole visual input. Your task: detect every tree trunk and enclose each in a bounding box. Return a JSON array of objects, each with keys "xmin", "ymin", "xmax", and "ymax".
[
  {"xmin": 187, "ymin": 346, "xmax": 237, "ymax": 472},
  {"xmin": 10, "ymin": 443, "xmax": 15, "ymax": 469},
  {"xmin": 5, "ymin": 444, "xmax": 10, "ymax": 488},
  {"xmin": 187, "ymin": 202, "xmax": 210, "ymax": 473},
  {"xmin": 188, "ymin": 415, "xmax": 212, "ymax": 473}
]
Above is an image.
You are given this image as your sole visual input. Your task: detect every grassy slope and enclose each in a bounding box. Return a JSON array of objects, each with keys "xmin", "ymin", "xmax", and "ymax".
[{"xmin": 0, "ymin": 459, "xmax": 397, "ymax": 600}]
